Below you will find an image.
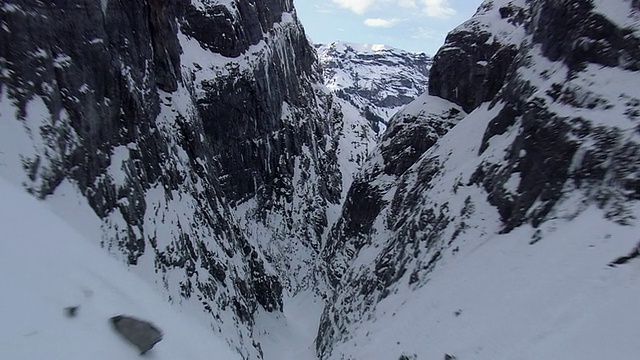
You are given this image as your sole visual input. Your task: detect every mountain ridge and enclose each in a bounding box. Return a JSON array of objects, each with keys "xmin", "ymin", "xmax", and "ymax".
[
  {"xmin": 1, "ymin": 0, "xmax": 640, "ymax": 359},
  {"xmin": 0, "ymin": 0, "xmax": 340, "ymax": 358},
  {"xmin": 317, "ymin": 0, "xmax": 640, "ymax": 358},
  {"xmin": 316, "ymin": 41, "xmax": 432, "ymax": 134}
]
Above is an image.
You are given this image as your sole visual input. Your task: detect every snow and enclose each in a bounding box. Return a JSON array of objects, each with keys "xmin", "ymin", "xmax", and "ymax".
[
  {"xmin": 100, "ymin": 0, "xmax": 108, "ymax": 15},
  {"xmin": 317, "ymin": 40, "xmax": 432, "ymax": 128},
  {"xmin": 1, "ymin": 2, "xmax": 24, "ymax": 13},
  {"xmin": 331, "ymin": 206, "xmax": 640, "ymax": 360},
  {"xmin": 0, "ymin": 77, "xmax": 266, "ymax": 359},
  {"xmin": 323, "ymin": 97, "xmax": 640, "ymax": 359},
  {"xmin": 0, "ymin": 177, "xmax": 242, "ymax": 360},
  {"xmin": 327, "ymin": 41, "xmax": 406, "ymax": 55},
  {"xmin": 450, "ymin": 0, "xmax": 527, "ymax": 47},
  {"xmin": 395, "ymin": 92, "xmax": 464, "ymax": 120},
  {"xmin": 191, "ymin": 0, "xmax": 235, "ymax": 12},
  {"xmin": 318, "ymin": 0, "xmax": 640, "ymax": 353},
  {"xmin": 255, "ymin": 291, "xmax": 325, "ymax": 360},
  {"xmin": 591, "ymin": 0, "xmax": 640, "ymax": 34},
  {"xmin": 4, "ymin": 1, "xmax": 640, "ymax": 359},
  {"xmin": 516, "ymin": 49, "xmax": 640, "ymax": 131},
  {"xmin": 334, "ymin": 99, "xmax": 377, "ymax": 196},
  {"xmin": 107, "ymin": 145, "xmax": 131, "ymax": 187}
]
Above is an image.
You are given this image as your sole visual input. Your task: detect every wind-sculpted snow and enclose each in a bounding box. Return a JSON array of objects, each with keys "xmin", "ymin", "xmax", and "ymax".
[{"xmin": 318, "ymin": 1, "xmax": 640, "ymax": 359}]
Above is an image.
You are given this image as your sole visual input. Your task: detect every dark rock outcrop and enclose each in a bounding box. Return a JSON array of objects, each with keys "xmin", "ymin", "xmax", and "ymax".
[
  {"xmin": 317, "ymin": 0, "xmax": 640, "ymax": 358},
  {"xmin": 609, "ymin": 241, "xmax": 640, "ymax": 266},
  {"xmin": 0, "ymin": 0, "xmax": 335, "ymax": 358},
  {"xmin": 180, "ymin": 3, "xmax": 343, "ymax": 292},
  {"xmin": 533, "ymin": 0, "xmax": 640, "ymax": 71},
  {"xmin": 320, "ymin": 94, "xmax": 465, "ymax": 310},
  {"xmin": 111, "ymin": 315, "xmax": 163, "ymax": 354},
  {"xmin": 428, "ymin": 0, "xmax": 526, "ymax": 112},
  {"xmin": 473, "ymin": 0, "xmax": 640, "ymax": 231},
  {"xmin": 180, "ymin": 0, "xmax": 294, "ymax": 58}
]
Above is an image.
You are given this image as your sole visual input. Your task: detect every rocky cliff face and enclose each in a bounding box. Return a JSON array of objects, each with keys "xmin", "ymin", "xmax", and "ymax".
[
  {"xmin": 317, "ymin": 0, "xmax": 640, "ymax": 358},
  {"xmin": 179, "ymin": 1, "xmax": 343, "ymax": 294},
  {"xmin": 4, "ymin": 0, "xmax": 640, "ymax": 358},
  {"xmin": 0, "ymin": 0, "xmax": 340, "ymax": 358},
  {"xmin": 317, "ymin": 42, "xmax": 432, "ymax": 133},
  {"xmin": 321, "ymin": 94, "xmax": 466, "ymax": 289},
  {"xmin": 428, "ymin": 0, "xmax": 526, "ymax": 112}
]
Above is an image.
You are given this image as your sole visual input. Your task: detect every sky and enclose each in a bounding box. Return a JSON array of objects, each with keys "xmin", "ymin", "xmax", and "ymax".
[{"xmin": 294, "ymin": 0, "xmax": 484, "ymax": 55}]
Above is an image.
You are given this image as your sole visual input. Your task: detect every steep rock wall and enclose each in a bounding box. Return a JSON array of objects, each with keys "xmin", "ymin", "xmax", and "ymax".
[
  {"xmin": 0, "ymin": 0, "xmax": 339, "ymax": 358},
  {"xmin": 317, "ymin": 0, "xmax": 640, "ymax": 358},
  {"xmin": 179, "ymin": 2, "xmax": 343, "ymax": 292},
  {"xmin": 428, "ymin": 0, "xmax": 527, "ymax": 112}
]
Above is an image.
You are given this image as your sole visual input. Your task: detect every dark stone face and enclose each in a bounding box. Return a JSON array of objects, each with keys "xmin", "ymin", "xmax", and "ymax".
[
  {"xmin": 179, "ymin": 1, "xmax": 337, "ymax": 214},
  {"xmin": 380, "ymin": 110, "xmax": 460, "ymax": 176},
  {"xmin": 110, "ymin": 315, "xmax": 163, "ymax": 354},
  {"xmin": 533, "ymin": 0, "xmax": 640, "ymax": 71},
  {"xmin": 428, "ymin": 30, "xmax": 518, "ymax": 113},
  {"xmin": 426, "ymin": 0, "xmax": 640, "ymax": 233},
  {"xmin": 427, "ymin": 1, "xmax": 528, "ymax": 113},
  {"xmin": 2, "ymin": 1, "xmax": 329, "ymax": 355},
  {"xmin": 468, "ymin": 0, "xmax": 640, "ymax": 231},
  {"xmin": 180, "ymin": 0, "xmax": 293, "ymax": 58},
  {"xmin": 317, "ymin": 1, "xmax": 640, "ymax": 358},
  {"xmin": 0, "ymin": 0, "xmax": 181, "ymax": 201}
]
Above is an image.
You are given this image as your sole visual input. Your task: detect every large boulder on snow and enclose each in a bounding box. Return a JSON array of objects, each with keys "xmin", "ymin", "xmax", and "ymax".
[{"xmin": 110, "ymin": 315, "xmax": 163, "ymax": 354}]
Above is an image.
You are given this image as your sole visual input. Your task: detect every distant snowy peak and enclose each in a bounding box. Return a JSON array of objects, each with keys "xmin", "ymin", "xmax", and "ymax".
[
  {"xmin": 316, "ymin": 41, "xmax": 432, "ymax": 133},
  {"xmin": 323, "ymin": 41, "xmax": 405, "ymax": 54}
]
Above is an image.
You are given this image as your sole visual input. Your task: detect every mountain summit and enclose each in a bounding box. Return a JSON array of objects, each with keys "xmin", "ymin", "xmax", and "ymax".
[{"xmin": 317, "ymin": 41, "xmax": 432, "ymax": 133}]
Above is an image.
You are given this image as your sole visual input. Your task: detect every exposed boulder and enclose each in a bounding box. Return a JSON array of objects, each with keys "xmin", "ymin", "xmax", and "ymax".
[
  {"xmin": 110, "ymin": 315, "xmax": 163, "ymax": 355},
  {"xmin": 63, "ymin": 306, "xmax": 79, "ymax": 318}
]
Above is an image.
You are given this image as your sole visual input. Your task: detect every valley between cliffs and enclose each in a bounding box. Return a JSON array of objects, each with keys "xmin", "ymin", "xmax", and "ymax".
[{"xmin": 1, "ymin": 1, "xmax": 640, "ymax": 359}]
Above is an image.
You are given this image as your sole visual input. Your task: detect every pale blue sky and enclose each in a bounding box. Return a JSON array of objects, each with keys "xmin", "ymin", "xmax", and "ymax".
[{"xmin": 294, "ymin": 0, "xmax": 484, "ymax": 55}]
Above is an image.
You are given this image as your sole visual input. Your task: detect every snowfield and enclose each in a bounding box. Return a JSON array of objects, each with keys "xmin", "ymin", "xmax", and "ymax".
[
  {"xmin": 0, "ymin": 177, "xmax": 241, "ymax": 360},
  {"xmin": 2, "ymin": 0, "xmax": 640, "ymax": 359},
  {"xmin": 316, "ymin": 1, "xmax": 640, "ymax": 358},
  {"xmin": 321, "ymin": 99, "xmax": 640, "ymax": 360},
  {"xmin": 330, "ymin": 186, "xmax": 640, "ymax": 360}
]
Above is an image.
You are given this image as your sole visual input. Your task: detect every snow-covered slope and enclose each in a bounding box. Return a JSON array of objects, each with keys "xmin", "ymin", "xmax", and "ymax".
[
  {"xmin": 317, "ymin": 0, "xmax": 640, "ymax": 359},
  {"xmin": 317, "ymin": 42, "xmax": 432, "ymax": 133},
  {"xmin": 0, "ymin": 177, "xmax": 241, "ymax": 360},
  {"xmin": 4, "ymin": 0, "xmax": 640, "ymax": 359},
  {"xmin": 325, "ymin": 204, "xmax": 640, "ymax": 359},
  {"xmin": 0, "ymin": 0, "xmax": 338, "ymax": 358}
]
